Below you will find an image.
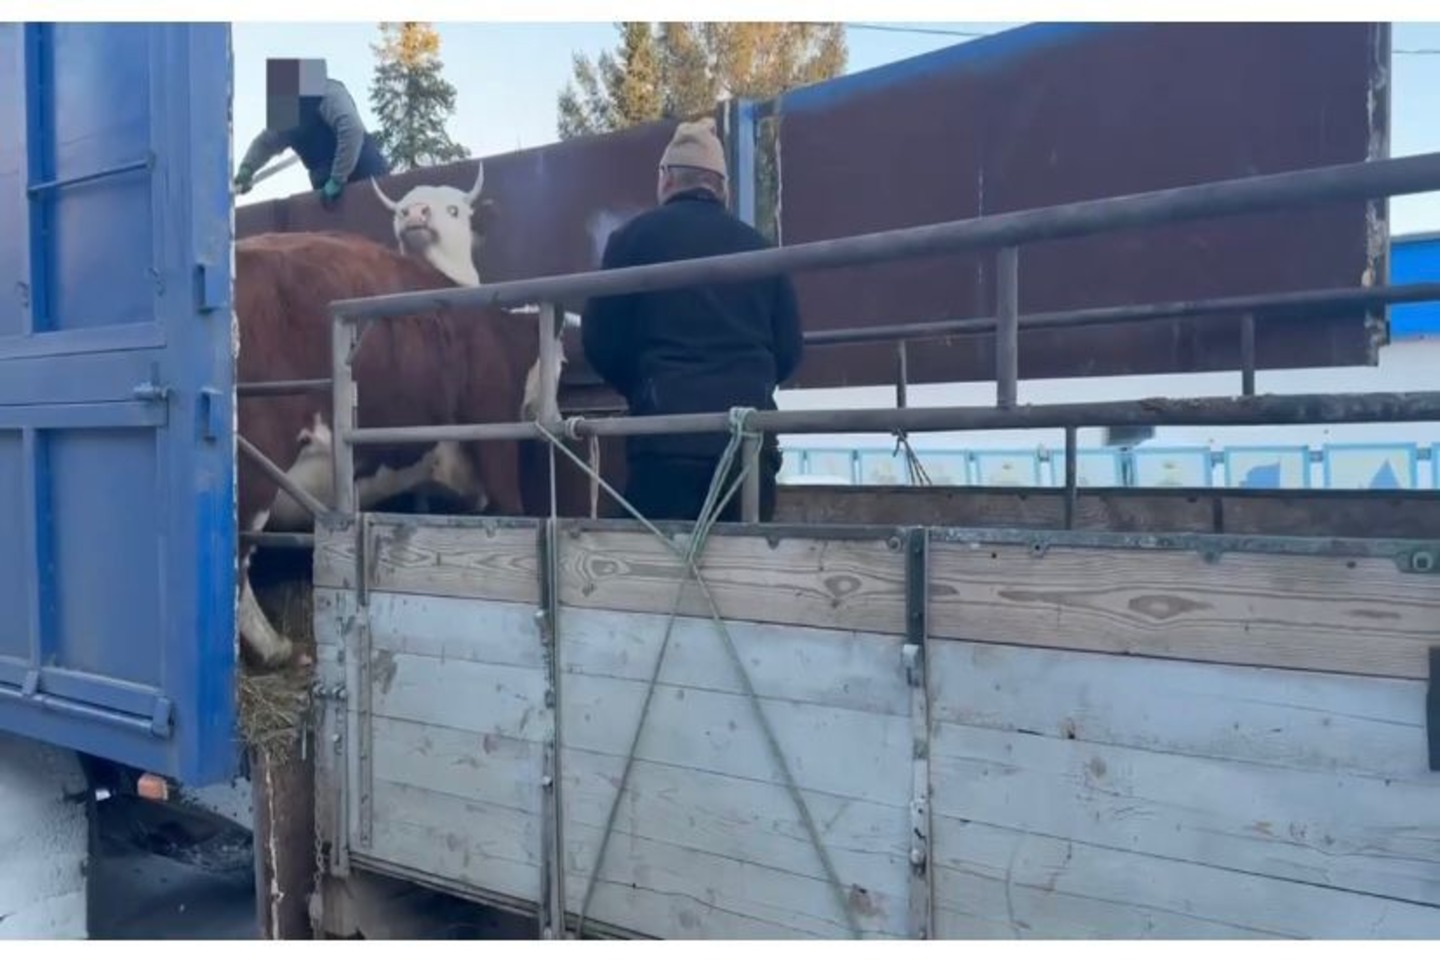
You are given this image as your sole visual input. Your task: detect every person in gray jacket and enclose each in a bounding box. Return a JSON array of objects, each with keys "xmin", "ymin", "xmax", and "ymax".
[{"xmin": 234, "ymin": 58, "xmax": 390, "ymax": 203}]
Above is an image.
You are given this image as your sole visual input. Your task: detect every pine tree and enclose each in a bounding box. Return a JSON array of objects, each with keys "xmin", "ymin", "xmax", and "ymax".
[
  {"xmin": 368, "ymin": 22, "xmax": 471, "ymax": 172},
  {"xmin": 555, "ymin": 22, "xmax": 848, "ymax": 140}
]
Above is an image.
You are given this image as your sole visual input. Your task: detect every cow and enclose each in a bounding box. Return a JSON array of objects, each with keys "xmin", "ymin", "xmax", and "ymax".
[
  {"xmin": 235, "ymin": 229, "xmax": 542, "ymax": 669},
  {"xmin": 368, "ymin": 160, "xmax": 578, "ymax": 423}
]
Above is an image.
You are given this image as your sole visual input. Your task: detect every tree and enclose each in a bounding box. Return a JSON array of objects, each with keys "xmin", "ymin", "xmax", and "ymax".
[
  {"xmin": 555, "ymin": 22, "xmax": 848, "ymax": 139},
  {"xmin": 368, "ymin": 22, "xmax": 471, "ymax": 173}
]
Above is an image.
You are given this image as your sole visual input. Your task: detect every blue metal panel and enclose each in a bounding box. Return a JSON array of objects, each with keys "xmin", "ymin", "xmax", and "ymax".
[
  {"xmin": 1391, "ymin": 233, "xmax": 1440, "ymax": 339},
  {"xmin": 0, "ymin": 24, "xmax": 237, "ymax": 786}
]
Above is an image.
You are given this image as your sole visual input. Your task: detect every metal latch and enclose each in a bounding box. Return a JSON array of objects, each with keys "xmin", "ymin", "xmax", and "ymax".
[{"xmin": 132, "ymin": 362, "xmax": 170, "ymax": 402}]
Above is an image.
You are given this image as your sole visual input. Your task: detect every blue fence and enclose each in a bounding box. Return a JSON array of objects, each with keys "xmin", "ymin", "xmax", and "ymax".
[{"xmin": 780, "ymin": 442, "xmax": 1440, "ymax": 491}]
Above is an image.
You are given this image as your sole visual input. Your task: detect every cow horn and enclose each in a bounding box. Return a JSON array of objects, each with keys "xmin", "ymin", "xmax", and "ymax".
[
  {"xmin": 370, "ymin": 177, "xmax": 399, "ymax": 212},
  {"xmin": 465, "ymin": 160, "xmax": 485, "ymax": 205}
]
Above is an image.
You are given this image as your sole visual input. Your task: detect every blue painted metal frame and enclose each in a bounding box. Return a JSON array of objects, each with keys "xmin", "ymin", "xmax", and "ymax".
[
  {"xmin": 1130, "ymin": 445, "xmax": 1216, "ymax": 488},
  {"xmin": 1390, "ymin": 233, "xmax": 1440, "ymax": 339},
  {"xmin": 1220, "ymin": 445, "xmax": 1314, "ymax": 489},
  {"xmin": 0, "ymin": 23, "xmax": 237, "ymax": 786},
  {"xmin": 770, "ymin": 22, "xmax": 1110, "ymax": 118},
  {"xmin": 731, "ymin": 98, "xmax": 759, "ymax": 229},
  {"xmin": 1321, "ymin": 442, "xmax": 1421, "ymax": 490}
]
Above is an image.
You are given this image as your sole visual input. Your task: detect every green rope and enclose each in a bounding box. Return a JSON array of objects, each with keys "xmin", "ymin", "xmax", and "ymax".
[{"xmin": 537, "ymin": 409, "xmax": 863, "ymax": 940}]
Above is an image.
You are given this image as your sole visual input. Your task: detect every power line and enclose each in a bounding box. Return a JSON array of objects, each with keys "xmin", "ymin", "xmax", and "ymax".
[{"xmin": 845, "ymin": 22, "xmax": 1440, "ymax": 55}]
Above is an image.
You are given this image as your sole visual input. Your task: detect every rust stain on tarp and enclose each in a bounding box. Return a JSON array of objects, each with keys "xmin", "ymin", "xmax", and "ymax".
[{"xmin": 772, "ymin": 22, "xmax": 1389, "ymax": 388}]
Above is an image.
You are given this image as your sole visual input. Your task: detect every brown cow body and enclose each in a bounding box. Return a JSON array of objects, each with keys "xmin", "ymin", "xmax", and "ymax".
[{"xmin": 235, "ymin": 229, "xmax": 540, "ymax": 666}]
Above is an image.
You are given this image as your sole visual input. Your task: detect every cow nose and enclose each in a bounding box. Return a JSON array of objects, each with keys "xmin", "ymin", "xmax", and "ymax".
[{"xmin": 402, "ymin": 204, "xmax": 430, "ymax": 228}]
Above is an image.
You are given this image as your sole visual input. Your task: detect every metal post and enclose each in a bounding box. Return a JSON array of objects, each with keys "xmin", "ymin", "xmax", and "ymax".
[
  {"xmin": 995, "ymin": 247, "xmax": 1019, "ymax": 409},
  {"xmin": 1240, "ymin": 312, "xmax": 1257, "ymax": 397},
  {"xmin": 331, "ymin": 313, "xmax": 358, "ymax": 514},
  {"xmin": 1063, "ymin": 426, "xmax": 1078, "ymax": 530},
  {"xmin": 537, "ymin": 303, "xmax": 562, "ymax": 424},
  {"xmin": 237, "ymin": 435, "xmax": 329, "ymax": 521},
  {"xmin": 741, "ymin": 433, "xmax": 762, "ymax": 523}
]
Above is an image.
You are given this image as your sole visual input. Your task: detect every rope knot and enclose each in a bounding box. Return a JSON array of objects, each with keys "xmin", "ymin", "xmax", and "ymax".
[
  {"xmin": 727, "ymin": 405, "xmax": 760, "ymax": 440},
  {"xmin": 562, "ymin": 415, "xmax": 585, "ymax": 442}
]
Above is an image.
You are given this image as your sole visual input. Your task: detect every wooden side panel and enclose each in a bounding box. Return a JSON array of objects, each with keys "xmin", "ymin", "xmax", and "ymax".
[
  {"xmin": 928, "ymin": 541, "xmax": 1440, "ymax": 680},
  {"xmin": 926, "ymin": 640, "xmax": 1440, "ymax": 938},
  {"xmin": 337, "ymin": 592, "xmax": 549, "ymax": 906},
  {"xmin": 555, "ymin": 607, "xmax": 914, "ymax": 939}
]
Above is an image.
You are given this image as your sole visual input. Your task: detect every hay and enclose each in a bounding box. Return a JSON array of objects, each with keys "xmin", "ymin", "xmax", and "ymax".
[{"xmin": 238, "ymin": 578, "xmax": 318, "ymax": 764}]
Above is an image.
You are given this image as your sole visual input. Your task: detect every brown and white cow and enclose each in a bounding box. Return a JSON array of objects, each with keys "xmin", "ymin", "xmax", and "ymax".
[
  {"xmin": 368, "ymin": 161, "xmax": 579, "ymax": 422},
  {"xmin": 234, "ymin": 229, "xmax": 541, "ymax": 668}
]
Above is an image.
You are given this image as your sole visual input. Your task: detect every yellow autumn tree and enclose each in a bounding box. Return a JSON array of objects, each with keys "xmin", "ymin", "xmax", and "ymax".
[{"xmin": 368, "ymin": 22, "xmax": 470, "ymax": 172}]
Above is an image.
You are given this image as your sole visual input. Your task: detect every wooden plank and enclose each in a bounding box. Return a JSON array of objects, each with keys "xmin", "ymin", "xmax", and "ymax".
[
  {"xmin": 928, "ymin": 540, "xmax": 1440, "ymax": 679},
  {"xmin": 370, "ymin": 650, "xmax": 548, "ymax": 742},
  {"xmin": 557, "ymin": 606, "xmax": 910, "ymax": 717},
  {"xmin": 931, "ymin": 820, "xmax": 1440, "ymax": 939},
  {"xmin": 364, "ymin": 592, "xmax": 543, "ymax": 670},
  {"xmin": 929, "ymin": 640, "xmax": 1429, "ymax": 781},
  {"xmin": 775, "ymin": 485, "xmax": 1440, "ymax": 540},
  {"xmin": 368, "ymin": 779, "xmax": 540, "ymax": 907},
  {"xmin": 557, "ymin": 528, "xmax": 906, "ymax": 637},
  {"xmin": 930, "ymin": 722, "xmax": 1440, "ymax": 908},
  {"xmin": 314, "ymin": 519, "xmax": 539, "ymax": 603},
  {"xmin": 560, "ymin": 671, "xmax": 911, "ymax": 808},
  {"xmin": 560, "ymin": 748, "xmax": 910, "ymax": 938},
  {"xmin": 553, "ymin": 611, "xmax": 915, "ymax": 938},
  {"xmin": 925, "ymin": 641, "xmax": 1440, "ymax": 937}
]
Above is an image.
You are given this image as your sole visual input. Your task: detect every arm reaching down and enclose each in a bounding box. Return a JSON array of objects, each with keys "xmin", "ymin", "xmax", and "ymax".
[{"xmin": 318, "ymin": 80, "xmax": 365, "ymax": 186}]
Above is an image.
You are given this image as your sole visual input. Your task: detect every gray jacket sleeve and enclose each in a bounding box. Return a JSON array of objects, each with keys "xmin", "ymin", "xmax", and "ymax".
[
  {"xmin": 318, "ymin": 80, "xmax": 366, "ymax": 185},
  {"xmin": 238, "ymin": 128, "xmax": 285, "ymax": 175}
]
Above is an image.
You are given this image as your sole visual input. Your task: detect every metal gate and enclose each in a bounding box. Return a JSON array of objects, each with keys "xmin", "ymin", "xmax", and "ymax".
[{"xmin": 0, "ymin": 23, "xmax": 238, "ymax": 785}]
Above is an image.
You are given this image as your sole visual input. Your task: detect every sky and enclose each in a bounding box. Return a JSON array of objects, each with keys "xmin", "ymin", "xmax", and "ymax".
[{"xmin": 232, "ymin": 21, "xmax": 1440, "ymax": 234}]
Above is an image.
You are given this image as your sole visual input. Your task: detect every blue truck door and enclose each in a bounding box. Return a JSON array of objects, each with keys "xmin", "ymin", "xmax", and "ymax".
[{"xmin": 0, "ymin": 23, "xmax": 237, "ymax": 786}]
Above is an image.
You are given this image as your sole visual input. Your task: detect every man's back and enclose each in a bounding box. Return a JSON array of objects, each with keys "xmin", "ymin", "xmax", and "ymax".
[{"xmin": 582, "ymin": 188, "xmax": 803, "ymax": 461}]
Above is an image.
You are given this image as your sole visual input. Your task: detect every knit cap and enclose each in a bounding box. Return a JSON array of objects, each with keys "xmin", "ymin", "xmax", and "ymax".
[{"xmin": 659, "ymin": 116, "xmax": 727, "ymax": 180}]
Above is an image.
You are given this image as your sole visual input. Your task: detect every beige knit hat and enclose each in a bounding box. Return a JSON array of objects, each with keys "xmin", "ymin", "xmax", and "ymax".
[{"xmin": 659, "ymin": 116, "xmax": 727, "ymax": 180}]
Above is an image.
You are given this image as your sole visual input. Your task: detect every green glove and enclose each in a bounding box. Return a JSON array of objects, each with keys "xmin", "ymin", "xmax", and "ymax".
[
  {"xmin": 233, "ymin": 164, "xmax": 254, "ymax": 195},
  {"xmin": 320, "ymin": 177, "xmax": 344, "ymax": 201}
]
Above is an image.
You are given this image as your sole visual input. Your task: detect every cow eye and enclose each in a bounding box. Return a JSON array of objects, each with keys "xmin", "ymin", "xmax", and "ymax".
[{"xmin": 448, "ymin": 205, "xmax": 460, "ymax": 217}]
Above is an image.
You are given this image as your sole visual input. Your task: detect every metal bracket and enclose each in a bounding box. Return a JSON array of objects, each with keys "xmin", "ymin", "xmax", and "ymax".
[
  {"xmin": 1427, "ymin": 648, "xmax": 1439, "ymax": 773},
  {"xmin": 1398, "ymin": 547, "xmax": 1440, "ymax": 575},
  {"xmin": 902, "ymin": 526, "xmax": 933, "ymax": 939},
  {"xmin": 197, "ymin": 387, "xmax": 223, "ymax": 442}
]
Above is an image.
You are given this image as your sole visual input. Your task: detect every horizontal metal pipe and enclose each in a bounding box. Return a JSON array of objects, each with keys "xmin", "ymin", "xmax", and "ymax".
[
  {"xmin": 236, "ymin": 434, "xmax": 331, "ymax": 520},
  {"xmin": 802, "ymin": 281, "xmax": 1440, "ymax": 347},
  {"xmin": 237, "ymin": 378, "xmax": 332, "ymax": 398},
  {"xmin": 330, "ymin": 152, "xmax": 1440, "ymax": 322},
  {"xmin": 346, "ymin": 390, "xmax": 1440, "ymax": 447}
]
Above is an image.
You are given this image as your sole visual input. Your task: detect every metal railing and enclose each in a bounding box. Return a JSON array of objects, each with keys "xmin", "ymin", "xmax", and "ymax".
[{"xmin": 230, "ymin": 151, "xmax": 1440, "ymax": 539}]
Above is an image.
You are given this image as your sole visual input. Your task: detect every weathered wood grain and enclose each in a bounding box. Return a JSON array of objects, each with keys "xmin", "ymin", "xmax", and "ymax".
[
  {"xmin": 560, "ymin": 671, "xmax": 911, "ymax": 807},
  {"xmin": 930, "ymin": 723, "xmax": 1440, "ymax": 908},
  {"xmin": 314, "ymin": 519, "xmax": 539, "ymax": 603},
  {"xmin": 556, "ymin": 528, "xmax": 907, "ymax": 637},
  {"xmin": 368, "ymin": 779, "xmax": 540, "ymax": 907},
  {"xmin": 927, "ymin": 640, "xmax": 1440, "ymax": 937},
  {"xmin": 928, "ymin": 640, "xmax": 1430, "ymax": 780},
  {"xmin": 363, "ymin": 592, "xmax": 543, "ymax": 670},
  {"xmin": 932, "ymin": 820, "xmax": 1440, "ymax": 939},
  {"xmin": 557, "ymin": 606, "xmax": 910, "ymax": 717},
  {"xmin": 929, "ymin": 541, "xmax": 1440, "ymax": 679}
]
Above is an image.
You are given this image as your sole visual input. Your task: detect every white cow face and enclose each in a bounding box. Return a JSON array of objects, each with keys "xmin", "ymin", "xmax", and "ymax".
[{"xmin": 371, "ymin": 161, "xmax": 486, "ymax": 287}]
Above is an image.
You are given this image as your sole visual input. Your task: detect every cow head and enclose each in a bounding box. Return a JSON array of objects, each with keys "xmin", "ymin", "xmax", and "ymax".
[{"xmin": 371, "ymin": 161, "xmax": 488, "ymax": 287}]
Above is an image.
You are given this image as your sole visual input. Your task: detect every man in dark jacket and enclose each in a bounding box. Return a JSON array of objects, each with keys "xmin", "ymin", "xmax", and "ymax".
[
  {"xmin": 233, "ymin": 58, "xmax": 390, "ymax": 203},
  {"xmin": 582, "ymin": 117, "xmax": 804, "ymax": 524}
]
